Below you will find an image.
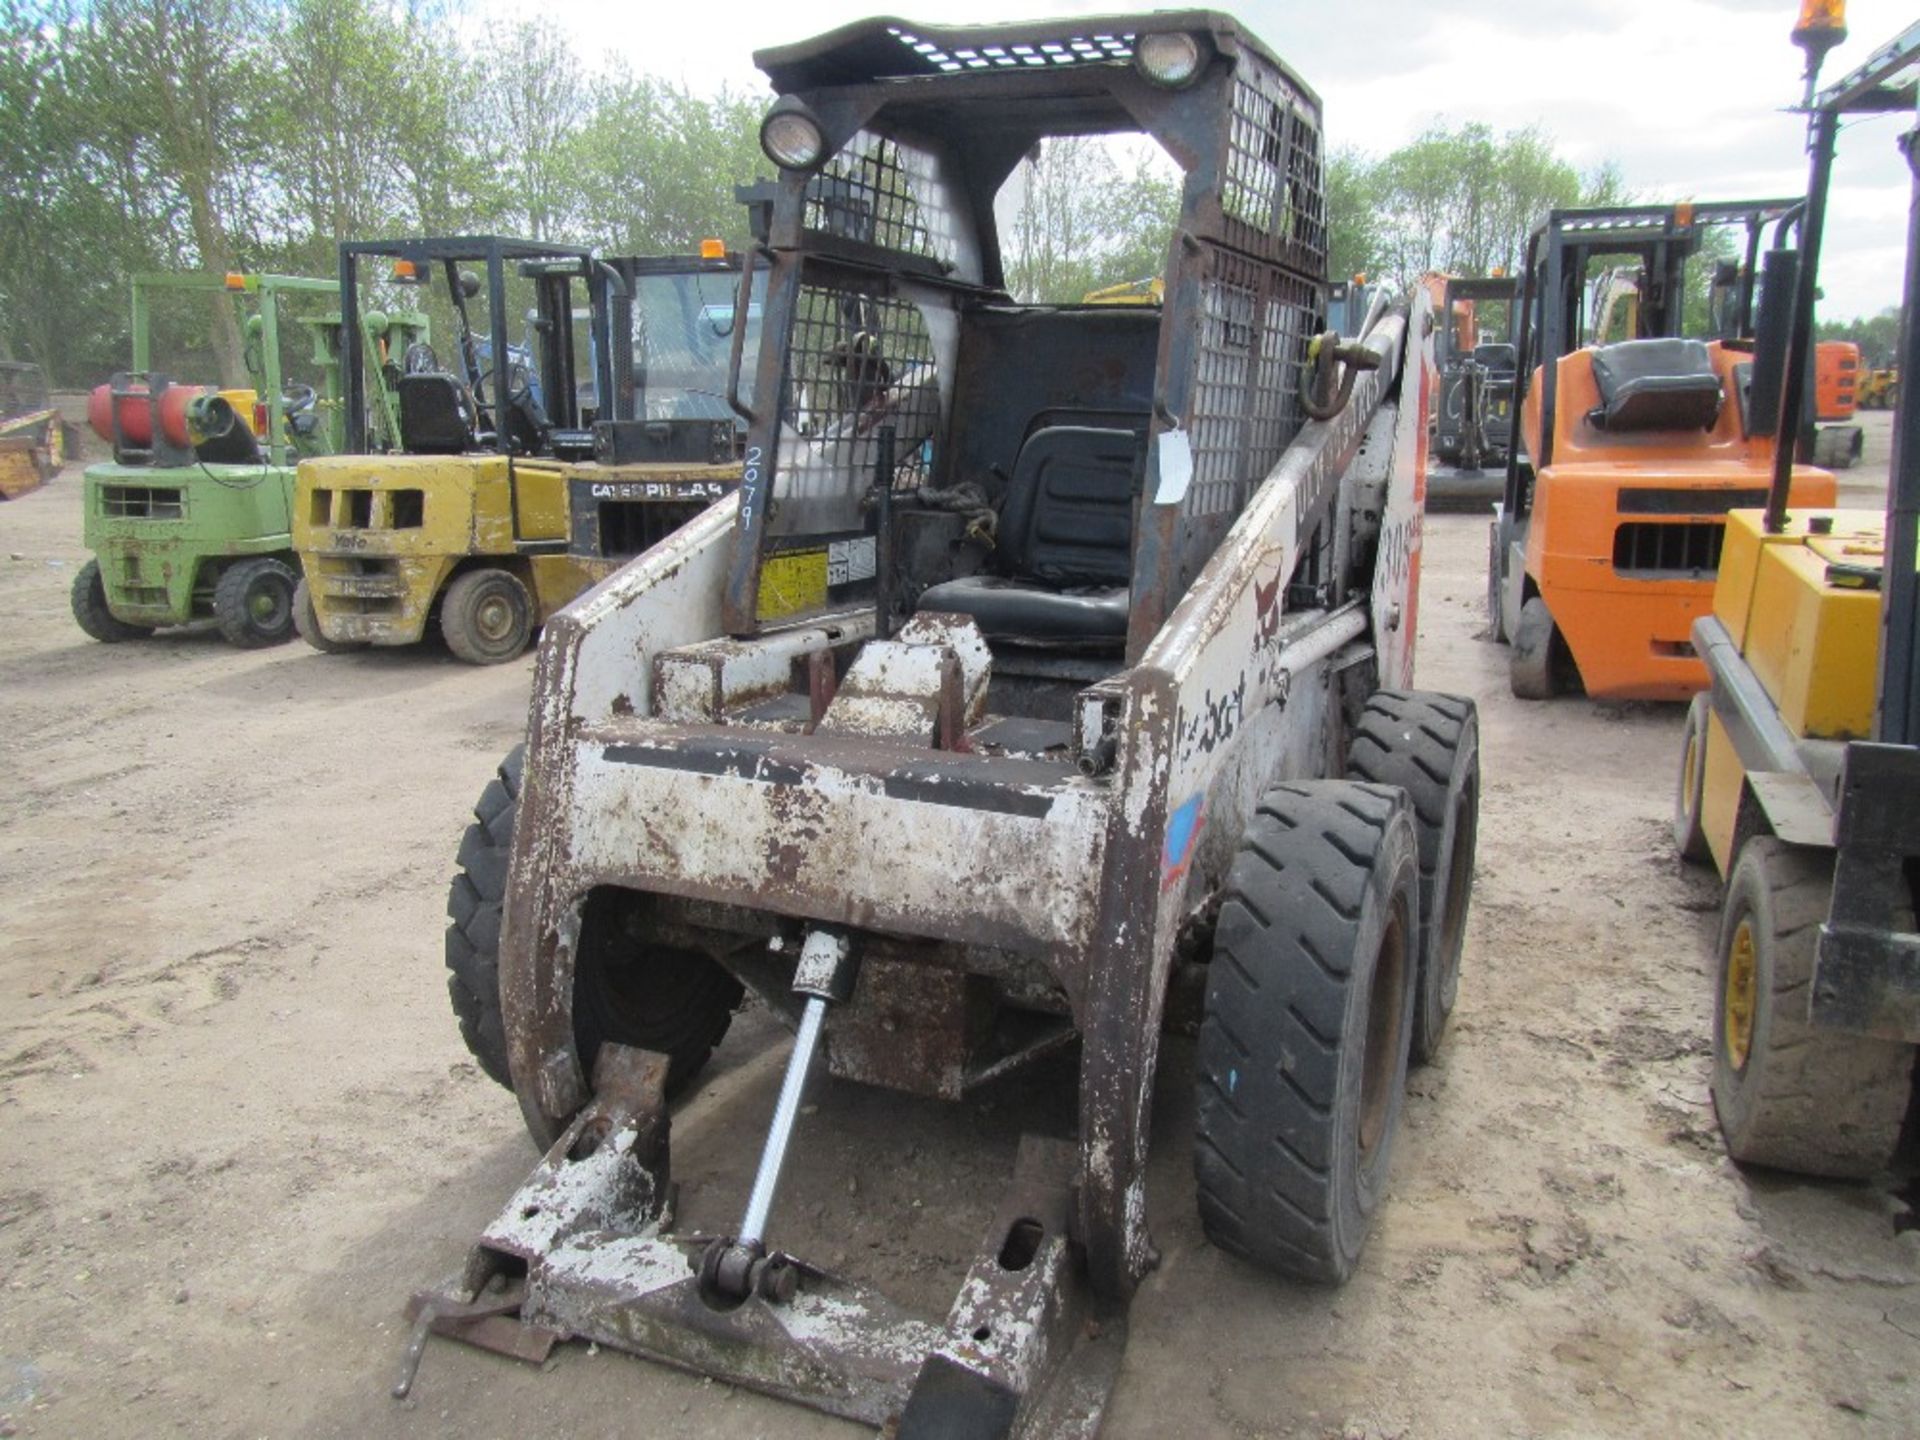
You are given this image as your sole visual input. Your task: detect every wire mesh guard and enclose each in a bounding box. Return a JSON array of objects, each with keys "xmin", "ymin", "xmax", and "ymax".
[
  {"xmin": 806, "ymin": 132, "xmax": 962, "ymax": 267},
  {"xmin": 886, "ymin": 24, "xmax": 1134, "ymax": 73},
  {"xmin": 1221, "ymin": 63, "xmax": 1327, "ymax": 281},
  {"xmin": 769, "ymin": 279, "xmax": 944, "ymax": 536},
  {"xmin": 1183, "ymin": 248, "xmax": 1317, "ymax": 527}
]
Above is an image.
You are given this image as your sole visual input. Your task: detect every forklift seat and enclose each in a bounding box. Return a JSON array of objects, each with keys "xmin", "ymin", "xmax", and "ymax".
[
  {"xmin": 1587, "ymin": 338, "xmax": 1723, "ymax": 432},
  {"xmin": 1473, "ymin": 343, "xmax": 1517, "ymax": 374},
  {"xmin": 916, "ymin": 425, "xmax": 1137, "ymax": 647},
  {"xmin": 397, "ymin": 373, "xmax": 478, "ymax": 454}
]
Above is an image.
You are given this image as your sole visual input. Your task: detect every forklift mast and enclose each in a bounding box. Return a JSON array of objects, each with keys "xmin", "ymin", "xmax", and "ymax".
[{"xmin": 1503, "ymin": 198, "xmax": 1803, "ymax": 513}]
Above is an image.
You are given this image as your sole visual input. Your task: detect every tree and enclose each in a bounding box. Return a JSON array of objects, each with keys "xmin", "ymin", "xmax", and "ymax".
[{"xmin": 79, "ymin": 0, "xmax": 278, "ymax": 384}]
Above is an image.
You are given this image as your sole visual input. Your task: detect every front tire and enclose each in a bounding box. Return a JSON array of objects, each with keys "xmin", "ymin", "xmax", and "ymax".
[
  {"xmin": 70, "ymin": 558, "xmax": 151, "ymax": 643},
  {"xmin": 212, "ymin": 557, "xmax": 297, "ymax": 648},
  {"xmin": 445, "ymin": 745, "xmax": 743, "ymax": 1094},
  {"xmin": 1194, "ymin": 781, "xmax": 1420, "ymax": 1284},
  {"xmin": 1710, "ymin": 838, "xmax": 1914, "ymax": 1178},
  {"xmin": 1347, "ymin": 691, "xmax": 1480, "ymax": 1063},
  {"xmin": 1673, "ymin": 694, "xmax": 1710, "ymax": 863},
  {"xmin": 1509, "ymin": 596, "xmax": 1565, "ymax": 700},
  {"xmin": 293, "ymin": 577, "xmax": 367, "ymax": 653},
  {"xmin": 440, "ymin": 567, "xmax": 533, "ymax": 665}
]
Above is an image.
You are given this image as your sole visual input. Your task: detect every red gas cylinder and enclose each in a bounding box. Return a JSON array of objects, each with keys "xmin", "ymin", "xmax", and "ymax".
[{"xmin": 87, "ymin": 381, "xmax": 208, "ymax": 449}]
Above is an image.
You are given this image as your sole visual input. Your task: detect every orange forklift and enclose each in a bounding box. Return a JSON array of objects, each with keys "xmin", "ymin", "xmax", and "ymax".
[{"xmin": 1487, "ymin": 200, "xmax": 1839, "ymax": 699}]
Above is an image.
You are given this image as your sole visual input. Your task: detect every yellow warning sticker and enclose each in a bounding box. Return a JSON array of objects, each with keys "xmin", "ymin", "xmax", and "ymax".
[{"xmin": 756, "ymin": 548, "xmax": 828, "ymax": 620}]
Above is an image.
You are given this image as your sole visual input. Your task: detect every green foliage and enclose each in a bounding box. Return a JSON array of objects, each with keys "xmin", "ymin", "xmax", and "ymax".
[
  {"xmin": 3, "ymin": 5, "xmax": 1634, "ymax": 384},
  {"xmin": 1333, "ymin": 121, "xmax": 1629, "ymax": 289},
  {"xmin": 1819, "ymin": 307, "xmax": 1903, "ymax": 369},
  {"xmin": 1002, "ymin": 139, "xmax": 1180, "ymax": 303}
]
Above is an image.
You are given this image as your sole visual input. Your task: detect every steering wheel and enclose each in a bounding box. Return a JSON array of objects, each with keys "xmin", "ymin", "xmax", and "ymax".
[
  {"xmin": 473, "ymin": 362, "xmax": 534, "ymax": 409},
  {"xmin": 402, "ymin": 341, "xmax": 440, "ymax": 375},
  {"xmin": 279, "ymin": 381, "xmax": 320, "ymax": 440}
]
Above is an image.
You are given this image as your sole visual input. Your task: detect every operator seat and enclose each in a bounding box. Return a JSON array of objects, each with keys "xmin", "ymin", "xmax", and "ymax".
[
  {"xmin": 1473, "ymin": 342, "xmax": 1517, "ymax": 375},
  {"xmin": 916, "ymin": 425, "xmax": 1137, "ymax": 648},
  {"xmin": 397, "ymin": 372, "xmax": 478, "ymax": 454},
  {"xmin": 1587, "ymin": 338, "xmax": 1723, "ymax": 432}
]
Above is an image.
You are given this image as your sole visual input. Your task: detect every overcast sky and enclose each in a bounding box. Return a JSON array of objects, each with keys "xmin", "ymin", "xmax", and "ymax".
[{"xmin": 503, "ymin": 1, "xmax": 1916, "ymax": 319}]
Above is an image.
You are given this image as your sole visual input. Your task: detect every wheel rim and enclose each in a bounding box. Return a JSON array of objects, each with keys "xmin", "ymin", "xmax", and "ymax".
[
  {"xmin": 249, "ymin": 582, "xmax": 285, "ymax": 624},
  {"xmin": 474, "ymin": 590, "xmax": 518, "ymax": 643},
  {"xmin": 1358, "ymin": 901, "xmax": 1411, "ymax": 1159},
  {"xmin": 1724, "ymin": 918, "xmax": 1759, "ymax": 1072}
]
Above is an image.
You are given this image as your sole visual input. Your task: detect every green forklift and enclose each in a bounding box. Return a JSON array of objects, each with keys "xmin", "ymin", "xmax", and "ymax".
[{"xmin": 71, "ymin": 270, "xmax": 425, "ymax": 648}]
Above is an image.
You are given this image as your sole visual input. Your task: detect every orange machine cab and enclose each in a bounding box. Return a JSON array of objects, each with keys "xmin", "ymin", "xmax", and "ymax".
[
  {"xmin": 1518, "ymin": 341, "xmax": 1835, "ymax": 701},
  {"xmin": 1816, "ymin": 339, "xmax": 1860, "ymax": 422}
]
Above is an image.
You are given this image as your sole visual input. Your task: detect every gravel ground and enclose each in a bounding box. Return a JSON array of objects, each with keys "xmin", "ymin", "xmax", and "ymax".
[{"xmin": 0, "ymin": 411, "xmax": 1915, "ymax": 1438}]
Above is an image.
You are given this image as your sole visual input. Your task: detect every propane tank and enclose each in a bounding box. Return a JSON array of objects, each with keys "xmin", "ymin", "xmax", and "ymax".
[
  {"xmin": 88, "ymin": 380, "xmax": 205, "ymax": 450},
  {"xmin": 185, "ymin": 392, "xmax": 262, "ymax": 464},
  {"xmin": 88, "ymin": 381, "xmax": 261, "ymax": 456}
]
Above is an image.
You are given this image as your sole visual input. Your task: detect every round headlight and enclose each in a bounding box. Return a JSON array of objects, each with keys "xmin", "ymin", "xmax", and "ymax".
[
  {"xmin": 761, "ymin": 109, "xmax": 827, "ymax": 170},
  {"xmin": 1136, "ymin": 32, "xmax": 1202, "ymax": 87}
]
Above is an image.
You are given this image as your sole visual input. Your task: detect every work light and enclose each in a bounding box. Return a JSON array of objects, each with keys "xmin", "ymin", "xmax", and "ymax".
[
  {"xmin": 761, "ymin": 106, "xmax": 828, "ymax": 171},
  {"xmin": 1136, "ymin": 32, "xmax": 1203, "ymax": 87}
]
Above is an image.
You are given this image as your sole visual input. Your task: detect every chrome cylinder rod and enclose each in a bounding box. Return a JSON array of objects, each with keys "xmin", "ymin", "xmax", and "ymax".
[{"xmin": 739, "ymin": 992, "xmax": 828, "ymax": 1247}]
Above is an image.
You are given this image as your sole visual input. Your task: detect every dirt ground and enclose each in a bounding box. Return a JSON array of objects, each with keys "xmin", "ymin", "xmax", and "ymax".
[{"xmin": 2, "ymin": 412, "xmax": 1917, "ymax": 1439}]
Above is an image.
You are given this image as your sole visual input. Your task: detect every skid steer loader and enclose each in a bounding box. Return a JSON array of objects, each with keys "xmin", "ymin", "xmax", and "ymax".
[{"xmin": 415, "ymin": 14, "xmax": 1478, "ymax": 1434}]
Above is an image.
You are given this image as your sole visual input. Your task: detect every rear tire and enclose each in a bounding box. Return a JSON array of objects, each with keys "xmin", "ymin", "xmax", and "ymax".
[
  {"xmin": 70, "ymin": 558, "xmax": 151, "ymax": 642},
  {"xmin": 293, "ymin": 577, "xmax": 367, "ymax": 654},
  {"xmin": 1674, "ymin": 694, "xmax": 1711, "ymax": 863},
  {"xmin": 1347, "ymin": 691, "xmax": 1480, "ymax": 1063},
  {"xmin": 1194, "ymin": 781, "xmax": 1420, "ymax": 1284},
  {"xmin": 440, "ymin": 567, "xmax": 533, "ymax": 665},
  {"xmin": 212, "ymin": 556, "xmax": 297, "ymax": 648},
  {"xmin": 1509, "ymin": 596, "xmax": 1563, "ymax": 700},
  {"xmin": 445, "ymin": 745, "xmax": 743, "ymax": 1093},
  {"xmin": 1710, "ymin": 838, "xmax": 1914, "ymax": 1178}
]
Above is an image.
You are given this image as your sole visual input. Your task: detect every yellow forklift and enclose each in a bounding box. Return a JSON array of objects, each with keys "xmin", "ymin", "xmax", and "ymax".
[
  {"xmin": 1674, "ymin": 11, "xmax": 1920, "ymax": 1177},
  {"xmin": 293, "ymin": 238, "xmax": 754, "ymax": 663}
]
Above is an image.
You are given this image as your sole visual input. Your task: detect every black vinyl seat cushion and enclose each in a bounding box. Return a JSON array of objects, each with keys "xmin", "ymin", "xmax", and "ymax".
[
  {"xmin": 917, "ymin": 425, "xmax": 1137, "ymax": 646},
  {"xmin": 1588, "ymin": 338, "xmax": 1723, "ymax": 432},
  {"xmin": 917, "ymin": 574, "xmax": 1129, "ymax": 642},
  {"xmin": 397, "ymin": 372, "xmax": 477, "ymax": 454},
  {"xmin": 1473, "ymin": 342, "xmax": 1517, "ymax": 374}
]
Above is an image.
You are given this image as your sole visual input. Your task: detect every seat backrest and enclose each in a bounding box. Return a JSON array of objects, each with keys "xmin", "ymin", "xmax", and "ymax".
[
  {"xmin": 1588, "ymin": 338, "xmax": 1723, "ymax": 432},
  {"xmin": 397, "ymin": 373, "xmax": 475, "ymax": 454},
  {"xmin": 1473, "ymin": 342, "xmax": 1516, "ymax": 374},
  {"xmin": 996, "ymin": 425, "xmax": 1138, "ymax": 588}
]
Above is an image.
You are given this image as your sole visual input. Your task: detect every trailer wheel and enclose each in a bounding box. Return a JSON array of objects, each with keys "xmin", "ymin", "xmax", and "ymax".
[
  {"xmin": 1711, "ymin": 837, "xmax": 1914, "ymax": 1178},
  {"xmin": 1508, "ymin": 596, "xmax": 1565, "ymax": 700},
  {"xmin": 1195, "ymin": 781, "xmax": 1420, "ymax": 1284},
  {"xmin": 1673, "ymin": 694, "xmax": 1710, "ymax": 863},
  {"xmin": 70, "ymin": 558, "xmax": 152, "ymax": 643},
  {"xmin": 293, "ymin": 578, "xmax": 366, "ymax": 654},
  {"xmin": 440, "ymin": 567, "xmax": 533, "ymax": 665},
  {"xmin": 212, "ymin": 556, "xmax": 298, "ymax": 648},
  {"xmin": 1347, "ymin": 691, "xmax": 1480, "ymax": 1063},
  {"xmin": 445, "ymin": 745, "xmax": 743, "ymax": 1094}
]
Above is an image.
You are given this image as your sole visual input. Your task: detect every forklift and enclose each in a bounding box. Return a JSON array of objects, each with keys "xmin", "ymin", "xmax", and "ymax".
[
  {"xmin": 1674, "ymin": 12, "xmax": 1920, "ymax": 1179},
  {"xmin": 292, "ymin": 238, "xmax": 754, "ymax": 663},
  {"xmin": 1486, "ymin": 199, "xmax": 1838, "ymax": 700},
  {"xmin": 1428, "ymin": 273, "xmax": 1520, "ymax": 511},
  {"xmin": 410, "ymin": 12, "xmax": 1471, "ymax": 1435},
  {"xmin": 70, "ymin": 270, "xmax": 373, "ymax": 648}
]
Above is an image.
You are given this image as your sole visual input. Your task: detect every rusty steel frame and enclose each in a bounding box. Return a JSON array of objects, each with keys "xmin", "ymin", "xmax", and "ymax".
[{"xmin": 421, "ymin": 12, "xmax": 1437, "ymax": 1435}]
